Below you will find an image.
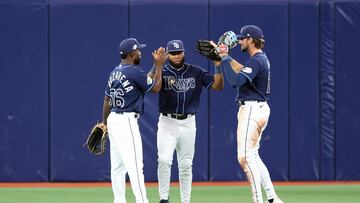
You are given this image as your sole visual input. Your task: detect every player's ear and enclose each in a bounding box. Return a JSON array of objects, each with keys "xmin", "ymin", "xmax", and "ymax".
[{"xmin": 250, "ymin": 37, "xmax": 255, "ymax": 44}]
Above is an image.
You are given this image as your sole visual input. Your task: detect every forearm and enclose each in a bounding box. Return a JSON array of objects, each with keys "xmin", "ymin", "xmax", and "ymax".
[
  {"xmin": 151, "ymin": 65, "xmax": 163, "ymax": 92},
  {"xmin": 221, "ymin": 54, "xmax": 244, "ymax": 73},
  {"xmin": 221, "ymin": 58, "xmax": 246, "ymax": 87},
  {"xmin": 211, "ymin": 65, "xmax": 224, "ymax": 90},
  {"xmin": 102, "ymin": 96, "xmax": 111, "ymax": 125},
  {"xmin": 147, "ymin": 64, "xmax": 156, "ymax": 79},
  {"xmin": 151, "ymin": 47, "xmax": 166, "ymax": 90}
]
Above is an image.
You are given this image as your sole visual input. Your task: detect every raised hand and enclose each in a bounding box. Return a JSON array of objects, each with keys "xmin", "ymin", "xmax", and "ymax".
[
  {"xmin": 152, "ymin": 47, "xmax": 168, "ymax": 67},
  {"xmin": 209, "ymin": 41, "xmax": 228, "ymax": 56}
]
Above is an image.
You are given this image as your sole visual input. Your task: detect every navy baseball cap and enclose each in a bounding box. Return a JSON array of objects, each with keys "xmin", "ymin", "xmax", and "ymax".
[
  {"xmin": 119, "ymin": 38, "xmax": 146, "ymax": 55},
  {"xmin": 237, "ymin": 25, "xmax": 264, "ymax": 40},
  {"xmin": 166, "ymin": 40, "xmax": 185, "ymax": 53}
]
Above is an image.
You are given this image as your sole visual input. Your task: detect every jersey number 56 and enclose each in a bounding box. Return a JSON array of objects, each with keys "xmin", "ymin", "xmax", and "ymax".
[{"xmin": 110, "ymin": 88, "xmax": 125, "ymax": 108}]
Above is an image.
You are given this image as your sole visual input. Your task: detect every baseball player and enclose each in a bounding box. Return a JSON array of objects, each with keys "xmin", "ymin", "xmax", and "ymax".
[
  {"xmin": 148, "ymin": 40, "xmax": 224, "ymax": 203},
  {"xmin": 101, "ymin": 38, "xmax": 167, "ymax": 203},
  {"xmin": 215, "ymin": 25, "xmax": 283, "ymax": 203}
]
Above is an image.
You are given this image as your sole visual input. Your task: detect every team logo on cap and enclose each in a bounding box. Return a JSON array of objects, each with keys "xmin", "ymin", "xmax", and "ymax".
[
  {"xmin": 242, "ymin": 67, "xmax": 253, "ymax": 74},
  {"xmin": 133, "ymin": 44, "xmax": 138, "ymax": 50},
  {"xmin": 172, "ymin": 42, "xmax": 180, "ymax": 49}
]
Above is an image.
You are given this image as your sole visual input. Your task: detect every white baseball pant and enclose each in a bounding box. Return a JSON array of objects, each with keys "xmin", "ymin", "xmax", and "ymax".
[
  {"xmin": 237, "ymin": 101, "xmax": 277, "ymax": 203},
  {"xmin": 157, "ymin": 114, "xmax": 196, "ymax": 203},
  {"xmin": 107, "ymin": 112, "xmax": 148, "ymax": 203}
]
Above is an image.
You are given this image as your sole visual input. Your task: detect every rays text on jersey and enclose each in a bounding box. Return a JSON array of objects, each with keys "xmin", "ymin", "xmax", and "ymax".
[{"xmin": 163, "ymin": 76, "xmax": 195, "ymax": 92}]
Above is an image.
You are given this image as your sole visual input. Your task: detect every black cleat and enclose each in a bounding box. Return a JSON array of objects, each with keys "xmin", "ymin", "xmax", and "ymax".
[{"xmin": 159, "ymin": 200, "xmax": 169, "ymax": 203}]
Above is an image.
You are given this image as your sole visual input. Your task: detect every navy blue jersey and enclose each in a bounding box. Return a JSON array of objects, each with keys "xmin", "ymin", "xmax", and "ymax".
[
  {"xmin": 105, "ymin": 64, "xmax": 155, "ymax": 114},
  {"xmin": 158, "ymin": 63, "xmax": 214, "ymax": 114},
  {"xmin": 236, "ymin": 52, "xmax": 270, "ymax": 101}
]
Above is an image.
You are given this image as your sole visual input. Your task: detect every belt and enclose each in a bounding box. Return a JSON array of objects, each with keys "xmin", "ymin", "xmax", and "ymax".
[
  {"xmin": 239, "ymin": 100, "xmax": 265, "ymax": 105},
  {"xmin": 115, "ymin": 112, "xmax": 140, "ymax": 118},
  {"xmin": 162, "ymin": 113, "xmax": 193, "ymax": 120}
]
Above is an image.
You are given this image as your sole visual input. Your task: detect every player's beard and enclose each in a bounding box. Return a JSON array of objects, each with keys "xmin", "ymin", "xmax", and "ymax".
[
  {"xmin": 241, "ymin": 45, "xmax": 248, "ymax": 52},
  {"xmin": 169, "ymin": 57, "xmax": 185, "ymax": 69},
  {"xmin": 134, "ymin": 58, "xmax": 141, "ymax": 65}
]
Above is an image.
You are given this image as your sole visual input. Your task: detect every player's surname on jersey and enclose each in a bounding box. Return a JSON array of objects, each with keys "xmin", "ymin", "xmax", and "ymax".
[{"xmin": 108, "ymin": 70, "xmax": 134, "ymax": 93}]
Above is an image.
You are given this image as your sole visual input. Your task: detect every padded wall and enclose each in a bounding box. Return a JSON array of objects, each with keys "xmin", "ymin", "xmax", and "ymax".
[
  {"xmin": 129, "ymin": 0, "xmax": 210, "ymax": 181},
  {"xmin": 320, "ymin": 0, "xmax": 335, "ymax": 181},
  {"xmin": 0, "ymin": 0, "xmax": 49, "ymax": 181},
  {"xmin": 2, "ymin": 0, "xmax": 360, "ymax": 182},
  {"xmin": 209, "ymin": 0, "xmax": 289, "ymax": 181},
  {"xmin": 289, "ymin": 0, "xmax": 320, "ymax": 180},
  {"xmin": 334, "ymin": 1, "xmax": 360, "ymax": 180},
  {"xmin": 49, "ymin": 0, "xmax": 128, "ymax": 181}
]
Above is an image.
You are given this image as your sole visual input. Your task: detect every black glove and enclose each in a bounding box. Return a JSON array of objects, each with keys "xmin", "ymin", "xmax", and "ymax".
[
  {"xmin": 84, "ymin": 123, "xmax": 108, "ymax": 155},
  {"xmin": 196, "ymin": 40, "xmax": 221, "ymax": 61}
]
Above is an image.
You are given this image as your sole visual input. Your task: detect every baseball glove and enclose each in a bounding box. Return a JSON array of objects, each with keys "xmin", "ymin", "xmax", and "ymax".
[
  {"xmin": 84, "ymin": 123, "xmax": 108, "ymax": 155},
  {"xmin": 196, "ymin": 40, "xmax": 221, "ymax": 61},
  {"xmin": 218, "ymin": 31, "xmax": 238, "ymax": 49}
]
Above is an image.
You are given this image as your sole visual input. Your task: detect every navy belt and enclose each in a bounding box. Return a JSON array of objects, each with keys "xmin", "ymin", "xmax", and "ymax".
[
  {"xmin": 162, "ymin": 113, "xmax": 193, "ymax": 120},
  {"xmin": 239, "ymin": 100, "xmax": 264, "ymax": 105},
  {"xmin": 115, "ymin": 112, "xmax": 140, "ymax": 118}
]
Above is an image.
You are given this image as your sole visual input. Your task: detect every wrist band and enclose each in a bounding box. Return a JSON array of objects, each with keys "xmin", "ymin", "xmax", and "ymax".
[{"xmin": 221, "ymin": 55, "xmax": 233, "ymax": 64}]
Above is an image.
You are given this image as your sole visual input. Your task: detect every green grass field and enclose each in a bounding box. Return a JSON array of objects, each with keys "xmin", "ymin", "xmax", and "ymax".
[{"xmin": 1, "ymin": 184, "xmax": 359, "ymax": 203}]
